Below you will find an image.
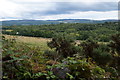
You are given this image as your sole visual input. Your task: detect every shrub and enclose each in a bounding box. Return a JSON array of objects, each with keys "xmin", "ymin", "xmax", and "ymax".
[{"xmin": 47, "ymin": 33, "xmax": 81, "ymax": 58}]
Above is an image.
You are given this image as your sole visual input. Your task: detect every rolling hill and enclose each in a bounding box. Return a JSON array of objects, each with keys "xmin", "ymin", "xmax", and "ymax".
[{"xmin": 1, "ymin": 19, "xmax": 117, "ymax": 26}]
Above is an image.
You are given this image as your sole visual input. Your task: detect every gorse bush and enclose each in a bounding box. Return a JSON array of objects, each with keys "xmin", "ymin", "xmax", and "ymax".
[
  {"xmin": 109, "ymin": 34, "xmax": 120, "ymax": 55},
  {"xmin": 109, "ymin": 34, "xmax": 120, "ymax": 75},
  {"xmin": 80, "ymin": 39, "xmax": 99, "ymax": 58},
  {"xmin": 47, "ymin": 33, "xmax": 81, "ymax": 58},
  {"xmin": 92, "ymin": 47, "xmax": 113, "ymax": 66}
]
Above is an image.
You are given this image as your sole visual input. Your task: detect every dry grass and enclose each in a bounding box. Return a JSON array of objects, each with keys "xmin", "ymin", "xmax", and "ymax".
[{"xmin": 3, "ymin": 35, "xmax": 51, "ymax": 51}]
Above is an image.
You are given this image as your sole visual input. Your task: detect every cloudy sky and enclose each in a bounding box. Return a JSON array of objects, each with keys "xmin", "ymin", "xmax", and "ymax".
[{"xmin": 0, "ymin": 0, "xmax": 119, "ymax": 21}]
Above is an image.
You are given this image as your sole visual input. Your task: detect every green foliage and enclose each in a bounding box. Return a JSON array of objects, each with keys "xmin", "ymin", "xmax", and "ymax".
[
  {"xmin": 2, "ymin": 22, "xmax": 120, "ymax": 79},
  {"xmin": 92, "ymin": 46, "xmax": 113, "ymax": 66},
  {"xmin": 61, "ymin": 57, "xmax": 106, "ymax": 79},
  {"xmin": 80, "ymin": 39, "xmax": 113, "ymax": 66},
  {"xmin": 108, "ymin": 34, "xmax": 120, "ymax": 75},
  {"xmin": 2, "ymin": 22, "xmax": 118, "ymax": 42},
  {"xmin": 2, "ymin": 36, "xmax": 47, "ymax": 80},
  {"xmin": 80, "ymin": 39, "xmax": 99, "ymax": 58},
  {"xmin": 47, "ymin": 33, "xmax": 80, "ymax": 58},
  {"xmin": 109, "ymin": 34, "xmax": 120, "ymax": 55}
]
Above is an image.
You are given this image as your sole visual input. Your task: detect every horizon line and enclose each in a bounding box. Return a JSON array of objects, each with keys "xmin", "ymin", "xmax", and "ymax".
[{"xmin": 0, "ymin": 18, "xmax": 118, "ymax": 21}]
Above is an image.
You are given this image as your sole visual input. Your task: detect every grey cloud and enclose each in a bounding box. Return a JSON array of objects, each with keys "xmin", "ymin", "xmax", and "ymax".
[
  {"xmin": 27, "ymin": 2, "xmax": 118, "ymax": 16},
  {"xmin": 3, "ymin": 1, "xmax": 118, "ymax": 19}
]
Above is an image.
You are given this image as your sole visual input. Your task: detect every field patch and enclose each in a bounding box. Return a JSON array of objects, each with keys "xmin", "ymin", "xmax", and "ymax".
[{"xmin": 3, "ymin": 35, "xmax": 51, "ymax": 51}]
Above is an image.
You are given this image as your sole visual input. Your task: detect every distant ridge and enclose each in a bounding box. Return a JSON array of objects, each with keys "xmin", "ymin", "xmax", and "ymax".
[{"xmin": 1, "ymin": 19, "xmax": 118, "ymax": 26}]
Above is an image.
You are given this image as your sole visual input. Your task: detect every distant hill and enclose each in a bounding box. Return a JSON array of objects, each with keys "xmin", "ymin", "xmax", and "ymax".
[{"xmin": 1, "ymin": 19, "xmax": 118, "ymax": 26}]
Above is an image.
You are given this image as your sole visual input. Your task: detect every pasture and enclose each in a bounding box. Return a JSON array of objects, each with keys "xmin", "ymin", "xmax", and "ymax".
[{"xmin": 3, "ymin": 35, "xmax": 51, "ymax": 51}]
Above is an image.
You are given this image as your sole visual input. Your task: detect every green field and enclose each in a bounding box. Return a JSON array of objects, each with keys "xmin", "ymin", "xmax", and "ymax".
[{"xmin": 3, "ymin": 35, "xmax": 51, "ymax": 51}]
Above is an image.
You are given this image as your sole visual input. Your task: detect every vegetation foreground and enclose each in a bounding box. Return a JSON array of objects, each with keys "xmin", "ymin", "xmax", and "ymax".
[{"xmin": 2, "ymin": 22, "xmax": 120, "ymax": 79}]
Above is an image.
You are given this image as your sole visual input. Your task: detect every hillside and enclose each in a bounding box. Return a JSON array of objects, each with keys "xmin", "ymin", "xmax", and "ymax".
[{"xmin": 1, "ymin": 19, "xmax": 117, "ymax": 26}]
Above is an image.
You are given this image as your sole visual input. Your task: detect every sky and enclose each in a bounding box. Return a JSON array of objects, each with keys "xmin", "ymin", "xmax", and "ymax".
[{"xmin": 0, "ymin": 0, "xmax": 119, "ymax": 21}]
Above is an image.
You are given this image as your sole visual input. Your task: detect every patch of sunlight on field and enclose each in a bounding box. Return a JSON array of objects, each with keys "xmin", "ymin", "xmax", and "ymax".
[
  {"xmin": 3, "ymin": 35, "xmax": 51, "ymax": 51},
  {"xmin": 5, "ymin": 30, "xmax": 13, "ymax": 32}
]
